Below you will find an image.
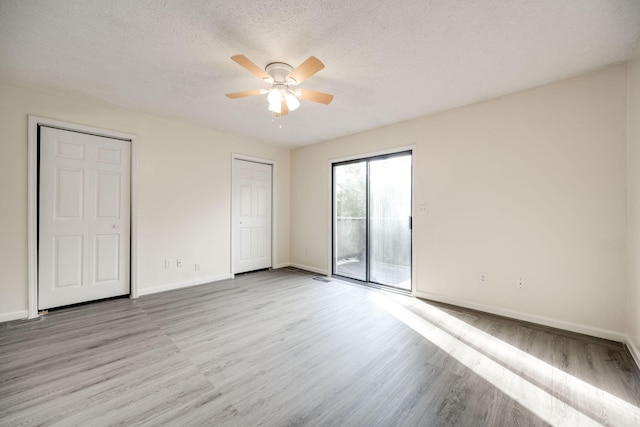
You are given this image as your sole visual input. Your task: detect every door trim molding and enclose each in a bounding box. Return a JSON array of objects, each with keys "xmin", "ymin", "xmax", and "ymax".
[
  {"xmin": 230, "ymin": 153, "xmax": 276, "ymax": 276},
  {"xmin": 27, "ymin": 116, "xmax": 139, "ymax": 319}
]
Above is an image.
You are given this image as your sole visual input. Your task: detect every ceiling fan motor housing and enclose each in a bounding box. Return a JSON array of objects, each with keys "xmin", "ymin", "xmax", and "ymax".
[{"xmin": 265, "ymin": 62, "xmax": 295, "ymax": 84}]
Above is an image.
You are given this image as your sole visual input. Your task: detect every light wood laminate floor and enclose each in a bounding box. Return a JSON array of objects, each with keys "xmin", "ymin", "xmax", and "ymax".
[{"xmin": 2, "ymin": 268, "xmax": 640, "ymax": 426}]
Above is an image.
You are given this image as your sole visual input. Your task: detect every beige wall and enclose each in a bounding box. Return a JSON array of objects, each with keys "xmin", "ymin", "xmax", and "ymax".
[
  {"xmin": 627, "ymin": 41, "xmax": 640, "ymax": 363},
  {"xmin": 0, "ymin": 63, "xmax": 634, "ymax": 344},
  {"xmin": 291, "ymin": 65, "xmax": 628, "ymax": 339},
  {"xmin": 0, "ymin": 82, "xmax": 290, "ymax": 319}
]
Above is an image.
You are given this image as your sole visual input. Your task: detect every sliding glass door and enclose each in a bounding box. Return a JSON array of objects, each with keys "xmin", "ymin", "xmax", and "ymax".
[{"xmin": 333, "ymin": 151, "xmax": 412, "ymax": 291}]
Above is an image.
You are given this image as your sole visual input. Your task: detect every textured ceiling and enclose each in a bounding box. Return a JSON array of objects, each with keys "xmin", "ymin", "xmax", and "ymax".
[{"xmin": 1, "ymin": 1, "xmax": 639, "ymax": 147}]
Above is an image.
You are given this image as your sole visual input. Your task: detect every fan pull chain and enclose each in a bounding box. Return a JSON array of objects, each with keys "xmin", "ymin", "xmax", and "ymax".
[{"xmin": 271, "ymin": 114, "xmax": 285, "ymax": 129}]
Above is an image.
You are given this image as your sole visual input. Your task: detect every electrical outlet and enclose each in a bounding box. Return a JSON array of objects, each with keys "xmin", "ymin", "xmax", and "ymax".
[
  {"xmin": 479, "ymin": 272, "xmax": 488, "ymax": 285},
  {"xmin": 177, "ymin": 258, "xmax": 183, "ymax": 267},
  {"xmin": 195, "ymin": 263, "xmax": 200, "ymax": 271},
  {"xmin": 164, "ymin": 259, "xmax": 171, "ymax": 268},
  {"xmin": 517, "ymin": 278, "xmax": 526, "ymax": 290}
]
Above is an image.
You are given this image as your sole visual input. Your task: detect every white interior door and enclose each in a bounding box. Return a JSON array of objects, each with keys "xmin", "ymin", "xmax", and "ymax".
[
  {"xmin": 233, "ymin": 159, "xmax": 272, "ymax": 274},
  {"xmin": 38, "ymin": 127, "xmax": 130, "ymax": 310}
]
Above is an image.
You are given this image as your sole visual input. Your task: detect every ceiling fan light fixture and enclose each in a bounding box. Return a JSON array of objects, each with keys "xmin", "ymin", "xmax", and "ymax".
[
  {"xmin": 268, "ymin": 87, "xmax": 284, "ymax": 114},
  {"xmin": 268, "ymin": 99, "xmax": 281, "ymax": 114},
  {"xmin": 267, "ymin": 88, "xmax": 281, "ymax": 104},
  {"xmin": 285, "ymin": 93, "xmax": 300, "ymax": 111}
]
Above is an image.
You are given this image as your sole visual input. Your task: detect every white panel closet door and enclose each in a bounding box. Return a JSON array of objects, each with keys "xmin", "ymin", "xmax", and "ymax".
[
  {"xmin": 233, "ymin": 159, "xmax": 272, "ymax": 274},
  {"xmin": 38, "ymin": 127, "xmax": 130, "ymax": 310}
]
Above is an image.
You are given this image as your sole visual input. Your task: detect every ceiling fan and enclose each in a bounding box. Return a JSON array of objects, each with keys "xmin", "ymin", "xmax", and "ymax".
[{"xmin": 225, "ymin": 55, "xmax": 334, "ymax": 116}]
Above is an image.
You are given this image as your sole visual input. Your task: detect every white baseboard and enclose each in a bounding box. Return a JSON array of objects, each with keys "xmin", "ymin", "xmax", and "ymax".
[
  {"xmin": 273, "ymin": 262, "xmax": 290, "ymax": 269},
  {"xmin": 626, "ymin": 337, "xmax": 640, "ymax": 371},
  {"xmin": 288, "ymin": 263, "xmax": 329, "ymax": 276},
  {"xmin": 0, "ymin": 310, "xmax": 29, "ymax": 323},
  {"xmin": 415, "ymin": 291, "xmax": 627, "ymax": 343},
  {"xmin": 138, "ymin": 274, "xmax": 233, "ymax": 296}
]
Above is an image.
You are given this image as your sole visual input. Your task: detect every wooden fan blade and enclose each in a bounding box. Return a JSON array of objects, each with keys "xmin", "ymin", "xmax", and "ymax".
[
  {"xmin": 297, "ymin": 89, "xmax": 334, "ymax": 105},
  {"xmin": 287, "ymin": 56, "xmax": 324, "ymax": 84},
  {"xmin": 276, "ymin": 100, "xmax": 289, "ymax": 116},
  {"xmin": 231, "ymin": 55, "xmax": 271, "ymax": 81},
  {"xmin": 225, "ymin": 89, "xmax": 264, "ymax": 99}
]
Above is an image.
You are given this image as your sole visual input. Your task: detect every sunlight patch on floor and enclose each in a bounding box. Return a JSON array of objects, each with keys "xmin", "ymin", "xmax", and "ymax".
[{"xmin": 370, "ymin": 293, "xmax": 640, "ymax": 426}]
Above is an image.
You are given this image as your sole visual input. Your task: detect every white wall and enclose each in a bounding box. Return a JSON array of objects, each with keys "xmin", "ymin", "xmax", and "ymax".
[
  {"xmin": 0, "ymin": 82, "xmax": 290, "ymax": 320},
  {"xmin": 291, "ymin": 65, "xmax": 628, "ymax": 340},
  {"xmin": 627, "ymin": 40, "xmax": 640, "ymax": 364}
]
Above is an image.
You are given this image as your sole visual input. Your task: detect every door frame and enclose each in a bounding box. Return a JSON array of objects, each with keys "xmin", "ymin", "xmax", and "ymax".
[
  {"xmin": 27, "ymin": 116, "xmax": 138, "ymax": 319},
  {"xmin": 230, "ymin": 153, "xmax": 277, "ymax": 276},
  {"xmin": 327, "ymin": 145, "xmax": 416, "ymax": 295}
]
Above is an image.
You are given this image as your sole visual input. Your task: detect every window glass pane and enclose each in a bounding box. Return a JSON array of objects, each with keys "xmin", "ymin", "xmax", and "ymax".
[
  {"xmin": 369, "ymin": 154, "xmax": 412, "ymax": 289},
  {"xmin": 333, "ymin": 162, "xmax": 367, "ymax": 281}
]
